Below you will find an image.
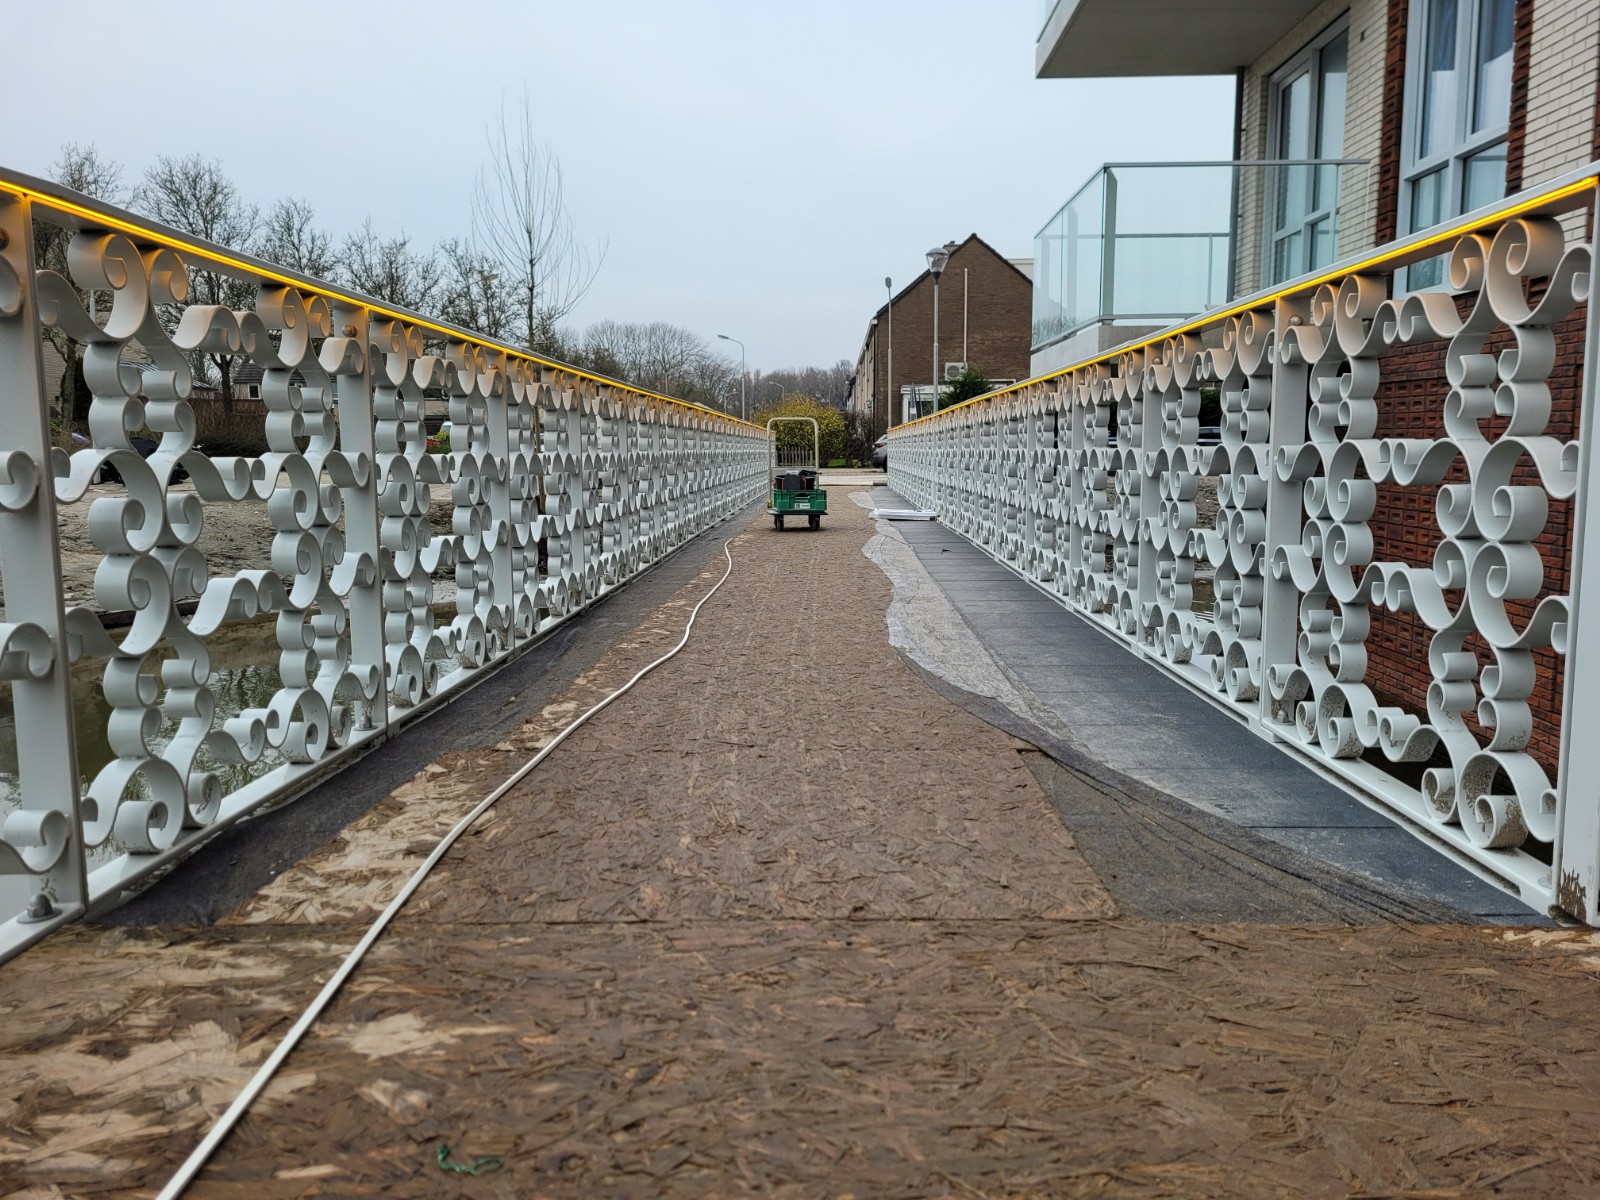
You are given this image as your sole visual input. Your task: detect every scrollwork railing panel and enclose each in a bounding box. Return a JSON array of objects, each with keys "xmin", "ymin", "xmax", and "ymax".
[
  {"xmin": 0, "ymin": 170, "xmax": 766, "ymax": 958},
  {"xmin": 891, "ymin": 172, "xmax": 1600, "ymax": 919}
]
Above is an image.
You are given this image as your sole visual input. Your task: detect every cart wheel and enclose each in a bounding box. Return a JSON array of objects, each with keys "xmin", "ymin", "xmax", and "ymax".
[
  {"xmin": 809, "ymin": 515, "xmax": 820, "ymax": 530},
  {"xmin": 774, "ymin": 515, "xmax": 783, "ymax": 531}
]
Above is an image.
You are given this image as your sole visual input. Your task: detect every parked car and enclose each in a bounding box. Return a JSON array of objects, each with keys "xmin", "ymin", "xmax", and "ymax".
[{"xmin": 872, "ymin": 435, "xmax": 888, "ymax": 470}]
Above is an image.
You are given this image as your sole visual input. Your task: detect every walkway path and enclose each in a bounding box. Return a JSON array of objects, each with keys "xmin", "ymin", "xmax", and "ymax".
[
  {"xmin": 2, "ymin": 494, "xmax": 1599, "ymax": 1198},
  {"xmin": 871, "ymin": 499, "xmax": 1537, "ymax": 923}
]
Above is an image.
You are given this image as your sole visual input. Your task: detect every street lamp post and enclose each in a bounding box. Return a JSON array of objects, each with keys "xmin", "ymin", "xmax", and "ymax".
[
  {"xmin": 884, "ymin": 275, "xmax": 892, "ymax": 435},
  {"xmin": 716, "ymin": 333, "xmax": 746, "ymax": 420},
  {"xmin": 926, "ymin": 246, "xmax": 950, "ymax": 417}
]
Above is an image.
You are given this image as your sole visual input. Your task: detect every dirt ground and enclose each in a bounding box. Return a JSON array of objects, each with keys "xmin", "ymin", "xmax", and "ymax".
[{"xmin": 4, "ymin": 497, "xmax": 1600, "ymax": 1198}]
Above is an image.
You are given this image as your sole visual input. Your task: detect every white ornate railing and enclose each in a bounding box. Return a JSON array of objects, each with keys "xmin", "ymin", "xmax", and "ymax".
[
  {"xmin": 0, "ymin": 169, "xmax": 767, "ymax": 958},
  {"xmin": 892, "ymin": 168, "xmax": 1600, "ymax": 921}
]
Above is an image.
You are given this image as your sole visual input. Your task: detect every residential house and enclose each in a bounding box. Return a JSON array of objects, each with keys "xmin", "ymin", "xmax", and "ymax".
[{"xmin": 849, "ymin": 234, "xmax": 1032, "ymax": 435}]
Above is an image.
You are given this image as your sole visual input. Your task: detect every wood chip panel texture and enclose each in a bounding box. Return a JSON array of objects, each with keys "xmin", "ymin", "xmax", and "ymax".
[{"xmin": 3, "ymin": 500, "xmax": 1598, "ymax": 1199}]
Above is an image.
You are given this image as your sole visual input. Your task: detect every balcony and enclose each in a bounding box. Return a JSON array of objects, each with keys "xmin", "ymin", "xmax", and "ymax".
[
  {"xmin": 1036, "ymin": 0, "xmax": 1326, "ymax": 77},
  {"xmin": 1031, "ymin": 159, "xmax": 1371, "ymax": 371}
]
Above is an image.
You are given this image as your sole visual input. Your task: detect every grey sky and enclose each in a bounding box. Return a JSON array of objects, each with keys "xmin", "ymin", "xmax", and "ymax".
[{"xmin": 2, "ymin": 0, "xmax": 1233, "ymax": 373}]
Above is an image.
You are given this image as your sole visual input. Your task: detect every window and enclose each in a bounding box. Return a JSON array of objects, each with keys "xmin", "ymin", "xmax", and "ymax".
[
  {"xmin": 1403, "ymin": 0, "xmax": 1514, "ymax": 285},
  {"xmin": 1267, "ymin": 20, "xmax": 1349, "ymax": 284}
]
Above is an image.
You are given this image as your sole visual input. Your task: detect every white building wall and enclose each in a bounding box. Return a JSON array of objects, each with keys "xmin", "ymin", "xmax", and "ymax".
[{"xmin": 1523, "ymin": 0, "xmax": 1600, "ymax": 186}]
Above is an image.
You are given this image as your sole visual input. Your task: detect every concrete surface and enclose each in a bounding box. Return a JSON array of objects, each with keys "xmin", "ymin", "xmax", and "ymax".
[{"xmin": 860, "ymin": 491, "xmax": 1548, "ymax": 924}]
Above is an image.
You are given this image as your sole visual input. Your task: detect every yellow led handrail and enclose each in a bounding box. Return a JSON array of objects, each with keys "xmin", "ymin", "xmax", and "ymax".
[
  {"xmin": 0, "ymin": 169, "xmax": 761, "ymax": 428},
  {"xmin": 897, "ymin": 174, "xmax": 1597, "ymax": 429}
]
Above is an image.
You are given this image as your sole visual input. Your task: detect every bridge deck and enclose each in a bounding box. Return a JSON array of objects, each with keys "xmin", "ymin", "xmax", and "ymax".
[{"xmin": 3, "ymin": 489, "xmax": 1599, "ymax": 1197}]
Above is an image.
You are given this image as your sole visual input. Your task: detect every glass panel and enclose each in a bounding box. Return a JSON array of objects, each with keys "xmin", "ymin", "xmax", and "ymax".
[
  {"xmin": 1036, "ymin": 162, "xmax": 1355, "ymax": 335},
  {"xmin": 1463, "ymin": 141, "xmax": 1507, "ymax": 210},
  {"xmin": 1420, "ymin": 0, "xmax": 1460, "ymax": 159},
  {"xmin": 1274, "ymin": 231, "xmax": 1305, "ymax": 282},
  {"xmin": 1068, "ymin": 175, "xmax": 1104, "ymax": 329},
  {"xmin": 1277, "ymin": 70, "xmax": 1312, "ymax": 158},
  {"xmin": 1310, "ymin": 217, "xmax": 1336, "ymax": 270},
  {"xmin": 1106, "ymin": 164, "xmax": 1233, "ymax": 237},
  {"xmin": 1032, "ymin": 212, "xmax": 1063, "ymax": 348},
  {"xmin": 1473, "ymin": 0, "xmax": 1514, "ymax": 133},
  {"xmin": 1411, "ymin": 254, "xmax": 1446, "ymax": 289},
  {"xmin": 1315, "ymin": 33, "xmax": 1348, "ymax": 210},
  {"xmin": 1410, "ymin": 167, "xmax": 1447, "ymax": 287},
  {"xmin": 1111, "ymin": 234, "xmax": 1229, "ymax": 315},
  {"xmin": 1411, "ymin": 166, "xmax": 1446, "ymax": 230},
  {"xmin": 1038, "ymin": 0, "xmax": 1062, "ymax": 37},
  {"xmin": 1316, "ymin": 34, "xmax": 1348, "ymax": 158},
  {"xmin": 1275, "ymin": 70, "xmax": 1312, "ymax": 230}
]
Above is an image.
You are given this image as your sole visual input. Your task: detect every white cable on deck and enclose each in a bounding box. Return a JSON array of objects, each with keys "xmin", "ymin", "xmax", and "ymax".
[{"xmin": 157, "ymin": 537, "xmax": 739, "ymax": 1199}]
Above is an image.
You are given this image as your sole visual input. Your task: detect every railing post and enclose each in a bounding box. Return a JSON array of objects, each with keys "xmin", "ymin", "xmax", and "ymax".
[
  {"xmin": 484, "ymin": 351, "xmax": 513, "ymax": 641},
  {"xmin": 330, "ymin": 302, "xmax": 387, "ymax": 732},
  {"xmin": 1553, "ymin": 233, "xmax": 1600, "ymax": 922},
  {"xmin": 1258, "ymin": 296, "xmax": 1307, "ymax": 733},
  {"xmin": 0, "ymin": 194, "xmax": 89, "ymax": 926}
]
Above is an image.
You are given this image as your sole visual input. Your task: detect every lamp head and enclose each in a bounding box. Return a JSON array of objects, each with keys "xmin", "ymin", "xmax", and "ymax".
[{"xmin": 926, "ymin": 247, "xmax": 950, "ymax": 277}]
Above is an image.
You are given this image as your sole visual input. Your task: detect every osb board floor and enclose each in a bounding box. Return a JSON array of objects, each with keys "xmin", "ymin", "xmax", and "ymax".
[{"xmin": 3, "ymin": 499, "xmax": 1600, "ymax": 1198}]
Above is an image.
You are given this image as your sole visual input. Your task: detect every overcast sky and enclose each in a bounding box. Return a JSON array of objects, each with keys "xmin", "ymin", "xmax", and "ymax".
[{"xmin": 2, "ymin": 1, "xmax": 1233, "ymax": 372}]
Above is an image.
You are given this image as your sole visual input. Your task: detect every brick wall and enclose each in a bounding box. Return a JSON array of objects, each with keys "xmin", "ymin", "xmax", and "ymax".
[
  {"xmin": 1375, "ymin": 0, "xmax": 1409, "ymax": 243},
  {"xmin": 1358, "ymin": 299, "xmax": 1586, "ymax": 780},
  {"xmin": 872, "ymin": 236, "xmax": 1031, "ymax": 427},
  {"xmin": 1340, "ymin": 0, "xmax": 1391, "ymax": 251},
  {"xmin": 1505, "ymin": 0, "xmax": 1536, "ymax": 190}
]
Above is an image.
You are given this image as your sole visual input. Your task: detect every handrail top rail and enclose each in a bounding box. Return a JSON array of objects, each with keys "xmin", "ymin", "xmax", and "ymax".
[{"xmin": 0, "ymin": 167, "xmax": 765, "ymax": 430}]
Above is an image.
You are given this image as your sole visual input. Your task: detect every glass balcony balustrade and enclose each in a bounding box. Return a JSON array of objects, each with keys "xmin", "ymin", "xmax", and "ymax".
[
  {"xmin": 1037, "ymin": 0, "xmax": 1064, "ymax": 38},
  {"xmin": 1032, "ymin": 159, "xmax": 1372, "ymax": 355}
]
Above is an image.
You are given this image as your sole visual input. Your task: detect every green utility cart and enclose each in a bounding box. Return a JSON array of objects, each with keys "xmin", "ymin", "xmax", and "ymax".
[{"xmin": 766, "ymin": 416, "xmax": 827, "ymax": 531}]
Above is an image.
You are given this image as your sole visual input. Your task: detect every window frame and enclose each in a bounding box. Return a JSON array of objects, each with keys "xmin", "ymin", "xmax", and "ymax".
[
  {"xmin": 1400, "ymin": 0, "xmax": 1514, "ymax": 240},
  {"xmin": 1264, "ymin": 14, "xmax": 1351, "ymax": 285}
]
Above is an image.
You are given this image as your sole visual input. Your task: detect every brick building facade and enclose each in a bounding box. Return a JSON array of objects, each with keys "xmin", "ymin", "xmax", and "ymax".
[{"xmin": 850, "ymin": 235, "xmax": 1031, "ymax": 436}]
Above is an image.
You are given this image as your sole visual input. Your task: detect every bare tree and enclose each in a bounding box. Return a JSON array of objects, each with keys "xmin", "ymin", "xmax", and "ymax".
[
  {"xmin": 257, "ymin": 197, "xmax": 336, "ymax": 278},
  {"xmin": 574, "ymin": 318, "xmax": 630, "ymax": 379},
  {"xmin": 473, "ymin": 92, "xmax": 606, "ymax": 353},
  {"xmin": 38, "ymin": 144, "xmax": 126, "ymax": 422},
  {"xmin": 752, "ymin": 360, "xmax": 854, "ymax": 408},
  {"xmin": 135, "ymin": 154, "xmax": 260, "ymax": 402},
  {"xmin": 339, "ymin": 219, "xmax": 443, "ymax": 313},
  {"xmin": 51, "ymin": 142, "xmax": 124, "ymax": 203},
  {"xmin": 683, "ymin": 353, "xmax": 740, "ymax": 410},
  {"xmin": 565, "ymin": 320, "xmax": 737, "ymax": 410},
  {"xmin": 438, "ymin": 237, "xmax": 521, "ymax": 341}
]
